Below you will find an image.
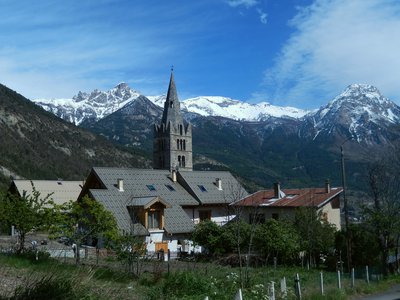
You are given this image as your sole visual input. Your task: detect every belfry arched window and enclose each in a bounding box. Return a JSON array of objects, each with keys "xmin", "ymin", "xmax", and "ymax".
[
  {"xmin": 178, "ymin": 155, "xmax": 182, "ymax": 167},
  {"xmin": 180, "ymin": 124, "xmax": 183, "ymax": 135},
  {"xmin": 183, "ymin": 140, "xmax": 186, "ymax": 150},
  {"xmin": 182, "ymin": 156, "xmax": 186, "ymax": 168}
]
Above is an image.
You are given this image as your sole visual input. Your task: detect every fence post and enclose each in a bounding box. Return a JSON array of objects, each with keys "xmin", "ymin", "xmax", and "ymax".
[
  {"xmin": 280, "ymin": 277, "xmax": 287, "ymax": 298},
  {"xmin": 337, "ymin": 270, "xmax": 341, "ymax": 289},
  {"xmin": 294, "ymin": 273, "xmax": 301, "ymax": 300},
  {"xmin": 351, "ymin": 268, "xmax": 355, "ymax": 288},
  {"xmin": 366, "ymin": 266, "xmax": 370, "ymax": 284},
  {"xmin": 270, "ymin": 281, "xmax": 275, "ymax": 300},
  {"xmin": 234, "ymin": 288, "xmax": 243, "ymax": 300},
  {"xmin": 320, "ymin": 271, "xmax": 324, "ymax": 295}
]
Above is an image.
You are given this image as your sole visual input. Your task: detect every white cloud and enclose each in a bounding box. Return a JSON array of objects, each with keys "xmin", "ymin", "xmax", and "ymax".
[
  {"xmin": 257, "ymin": 8, "xmax": 267, "ymax": 24},
  {"xmin": 226, "ymin": 0, "xmax": 267, "ymax": 24},
  {"xmin": 262, "ymin": 0, "xmax": 400, "ymax": 108},
  {"xmin": 226, "ymin": 0, "xmax": 258, "ymax": 8}
]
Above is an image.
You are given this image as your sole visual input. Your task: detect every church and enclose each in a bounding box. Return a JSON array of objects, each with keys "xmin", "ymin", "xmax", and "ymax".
[{"xmin": 78, "ymin": 72, "xmax": 248, "ymax": 255}]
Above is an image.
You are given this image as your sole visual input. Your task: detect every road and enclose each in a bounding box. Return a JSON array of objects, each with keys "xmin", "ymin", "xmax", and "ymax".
[{"xmin": 358, "ymin": 285, "xmax": 400, "ymax": 300}]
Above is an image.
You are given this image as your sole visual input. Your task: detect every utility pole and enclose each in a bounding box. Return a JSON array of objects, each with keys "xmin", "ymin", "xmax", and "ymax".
[{"xmin": 341, "ymin": 141, "xmax": 352, "ymax": 272}]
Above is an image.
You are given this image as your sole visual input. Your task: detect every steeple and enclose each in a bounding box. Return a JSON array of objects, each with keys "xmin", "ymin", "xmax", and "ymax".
[
  {"xmin": 161, "ymin": 71, "xmax": 184, "ymax": 126},
  {"xmin": 153, "ymin": 71, "xmax": 193, "ymax": 171}
]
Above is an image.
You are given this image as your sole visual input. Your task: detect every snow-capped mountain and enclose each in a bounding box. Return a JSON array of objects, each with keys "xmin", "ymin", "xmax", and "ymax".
[
  {"xmin": 33, "ymin": 83, "xmax": 141, "ymax": 125},
  {"xmin": 33, "ymin": 83, "xmax": 308, "ymax": 125},
  {"xmin": 32, "ymin": 82, "xmax": 400, "ymax": 146},
  {"xmin": 148, "ymin": 95, "xmax": 308, "ymax": 121},
  {"xmin": 308, "ymin": 84, "xmax": 400, "ymax": 143}
]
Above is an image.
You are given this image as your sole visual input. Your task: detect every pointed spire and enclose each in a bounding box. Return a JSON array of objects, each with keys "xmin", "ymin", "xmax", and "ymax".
[
  {"xmin": 166, "ymin": 70, "xmax": 178, "ymax": 105},
  {"xmin": 161, "ymin": 69, "xmax": 184, "ymax": 126}
]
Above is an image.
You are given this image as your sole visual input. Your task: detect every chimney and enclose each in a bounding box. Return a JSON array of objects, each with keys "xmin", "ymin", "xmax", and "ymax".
[
  {"xmin": 325, "ymin": 179, "xmax": 331, "ymax": 193},
  {"xmin": 171, "ymin": 170, "xmax": 177, "ymax": 182},
  {"xmin": 117, "ymin": 178, "xmax": 124, "ymax": 192},
  {"xmin": 216, "ymin": 178, "xmax": 222, "ymax": 190},
  {"xmin": 274, "ymin": 182, "xmax": 281, "ymax": 199}
]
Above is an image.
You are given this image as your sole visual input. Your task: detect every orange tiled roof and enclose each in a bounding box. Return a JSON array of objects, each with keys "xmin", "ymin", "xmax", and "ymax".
[{"xmin": 235, "ymin": 187, "xmax": 343, "ymax": 208}]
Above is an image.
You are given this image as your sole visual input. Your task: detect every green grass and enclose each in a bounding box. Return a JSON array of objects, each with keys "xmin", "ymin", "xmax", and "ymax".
[{"xmin": 1, "ymin": 253, "xmax": 399, "ymax": 300}]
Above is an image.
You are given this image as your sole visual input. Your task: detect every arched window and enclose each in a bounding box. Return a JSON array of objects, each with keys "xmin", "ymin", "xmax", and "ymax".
[
  {"xmin": 180, "ymin": 139, "xmax": 183, "ymax": 150},
  {"xmin": 183, "ymin": 140, "xmax": 186, "ymax": 150},
  {"xmin": 178, "ymin": 155, "xmax": 181, "ymax": 167},
  {"xmin": 180, "ymin": 124, "xmax": 183, "ymax": 135},
  {"xmin": 177, "ymin": 139, "xmax": 180, "ymax": 150},
  {"xmin": 170, "ymin": 101, "xmax": 174, "ymax": 108},
  {"xmin": 182, "ymin": 156, "xmax": 186, "ymax": 168}
]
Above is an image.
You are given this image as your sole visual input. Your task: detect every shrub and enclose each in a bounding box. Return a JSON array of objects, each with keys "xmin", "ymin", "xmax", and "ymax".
[
  {"xmin": 162, "ymin": 271, "xmax": 211, "ymax": 298},
  {"xmin": 10, "ymin": 274, "xmax": 87, "ymax": 300}
]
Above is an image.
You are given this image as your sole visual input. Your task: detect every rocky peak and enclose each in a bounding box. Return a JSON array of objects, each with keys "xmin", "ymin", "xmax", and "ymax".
[
  {"xmin": 309, "ymin": 84, "xmax": 400, "ymax": 143},
  {"xmin": 73, "ymin": 91, "xmax": 89, "ymax": 102}
]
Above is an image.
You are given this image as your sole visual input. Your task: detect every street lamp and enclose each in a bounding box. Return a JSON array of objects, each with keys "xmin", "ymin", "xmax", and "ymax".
[{"xmin": 340, "ymin": 138, "xmax": 352, "ymax": 272}]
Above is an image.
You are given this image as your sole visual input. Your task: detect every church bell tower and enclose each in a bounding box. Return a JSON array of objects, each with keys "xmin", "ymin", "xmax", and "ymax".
[{"xmin": 153, "ymin": 71, "xmax": 193, "ymax": 171}]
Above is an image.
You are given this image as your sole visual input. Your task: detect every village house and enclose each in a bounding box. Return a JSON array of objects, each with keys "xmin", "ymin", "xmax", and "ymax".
[
  {"xmin": 9, "ymin": 179, "xmax": 83, "ymax": 206},
  {"xmin": 233, "ymin": 181, "xmax": 342, "ymax": 230},
  {"xmin": 78, "ymin": 72, "xmax": 248, "ymax": 255},
  {"xmin": 6, "ymin": 179, "xmax": 83, "ymax": 235}
]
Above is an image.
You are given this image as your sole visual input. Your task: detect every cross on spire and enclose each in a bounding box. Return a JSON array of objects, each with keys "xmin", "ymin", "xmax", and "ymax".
[{"xmin": 171, "ymin": 65, "xmax": 174, "ymax": 72}]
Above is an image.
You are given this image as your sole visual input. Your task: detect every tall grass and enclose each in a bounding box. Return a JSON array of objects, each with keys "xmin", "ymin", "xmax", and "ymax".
[{"xmin": 1, "ymin": 253, "xmax": 399, "ymax": 299}]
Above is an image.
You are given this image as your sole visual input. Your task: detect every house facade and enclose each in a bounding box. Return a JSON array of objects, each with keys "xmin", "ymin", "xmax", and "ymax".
[
  {"xmin": 233, "ymin": 181, "xmax": 342, "ymax": 230},
  {"xmin": 79, "ymin": 72, "xmax": 248, "ymax": 255}
]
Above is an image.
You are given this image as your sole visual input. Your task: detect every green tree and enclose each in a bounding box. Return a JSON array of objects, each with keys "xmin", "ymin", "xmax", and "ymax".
[
  {"xmin": 335, "ymin": 224, "xmax": 380, "ymax": 269},
  {"xmin": 113, "ymin": 231, "xmax": 146, "ymax": 276},
  {"xmin": 362, "ymin": 153, "xmax": 400, "ymax": 276},
  {"xmin": 0, "ymin": 183, "xmax": 53, "ymax": 253},
  {"xmin": 50, "ymin": 195, "xmax": 118, "ymax": 264},
  {"xmin": 294, "ymin": 207, "xmax": 336, "ymax": 267},
  {"xmin": 254, "ymin": 219, "xmax": 300, "ymax": 264},
  {"xmin": 191, "ymin": 220, "xmax": 225, "ymax": 255}
]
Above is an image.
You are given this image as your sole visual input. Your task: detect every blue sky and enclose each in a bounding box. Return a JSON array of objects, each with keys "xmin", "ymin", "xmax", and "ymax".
[{"xmin": 0, "ymin": 0, "xmax": 399, "ymax": 109}]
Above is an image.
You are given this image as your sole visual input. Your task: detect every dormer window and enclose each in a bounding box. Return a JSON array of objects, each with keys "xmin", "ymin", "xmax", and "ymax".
[
  {"xmin": 128, "ymin": 196, "xmax": 171, "ymax": 231},
  {"xmin": 147, "ymin": 209, "xmax": 160, "ymax": 229}
]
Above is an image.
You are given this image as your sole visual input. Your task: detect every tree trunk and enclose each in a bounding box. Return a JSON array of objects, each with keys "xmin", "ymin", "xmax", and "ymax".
[
  {"xmin": 380, "ymin": 234, "xmax": 389, "ymax": 276},
  {"xmin": 18, "ymin": 232, "xmax": 25, "ymax": 254},
  {"xmin": 395, "ymin": 234, "xmax": 400, "ymax": 273}
]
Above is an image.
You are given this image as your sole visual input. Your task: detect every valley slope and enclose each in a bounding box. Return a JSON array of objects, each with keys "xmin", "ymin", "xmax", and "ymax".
[{"xmin": 0, "ymin": 84, "xmax": 149, "ymax": 189}]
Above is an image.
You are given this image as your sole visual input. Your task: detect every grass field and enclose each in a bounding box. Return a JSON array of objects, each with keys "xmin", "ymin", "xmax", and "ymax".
[{"xmin": 1, "ymin": 252, "xmax": 399, "ymax": 300}]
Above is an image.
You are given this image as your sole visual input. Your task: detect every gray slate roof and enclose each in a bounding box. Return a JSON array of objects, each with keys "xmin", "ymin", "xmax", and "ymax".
[
  {"xmin": 178, "ymin": 171, "xmax": 248, "ymax": 205},
  {"xmin": 11, "ymin": 180, "xmax": 82, "ymax": 206},
  {"xmin": 83, "ymin": 167, "xmax": 247, "ymax": 235}
]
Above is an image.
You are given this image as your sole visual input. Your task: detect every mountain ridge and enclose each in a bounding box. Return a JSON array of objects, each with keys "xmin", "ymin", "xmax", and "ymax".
[{"xmin": 33, "ymin": 82, "xmax": 309, "ymax": 125}]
